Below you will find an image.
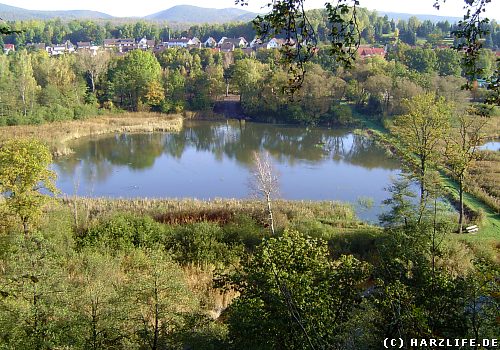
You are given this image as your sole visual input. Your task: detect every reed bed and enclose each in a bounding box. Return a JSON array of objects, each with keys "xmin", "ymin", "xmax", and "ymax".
[
  {"xmin": 469, "ymin": 150, "xmax": 500, "ymax": 213},
  {"xmin": 0, "ymin": 112, "xmax": 184, "ymax": 156},
  {"xmin": 60, "ymin": 197, "xmax": 360, "ymax": 229}
]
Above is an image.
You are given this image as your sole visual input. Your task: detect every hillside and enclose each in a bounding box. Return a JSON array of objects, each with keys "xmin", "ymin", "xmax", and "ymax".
[
  {"xmin": 145, "ymin": 5, "xmax": 257, "ymax": 23},
  {"xmin": 377, "ymin": 11, "xmax": 461, "ymax": 23},
  {"xmin": 0, "ymin": 3, "xmax": 113, "ymax": 20}
]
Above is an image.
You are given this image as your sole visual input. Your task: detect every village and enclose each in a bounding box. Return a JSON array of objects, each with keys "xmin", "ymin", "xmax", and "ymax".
[{"xmin": 2, "ymin": 35, "xmax": 389, "ymax": 59}]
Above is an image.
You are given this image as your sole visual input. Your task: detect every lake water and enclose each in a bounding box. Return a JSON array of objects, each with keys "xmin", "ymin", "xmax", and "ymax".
[
  {"xmin": 53, "ymin": 120, "xmax": 403, "ymax": 222},
  {"xmin": 479, "ymin": 140, "xmax": 500, "ymax": 152}
]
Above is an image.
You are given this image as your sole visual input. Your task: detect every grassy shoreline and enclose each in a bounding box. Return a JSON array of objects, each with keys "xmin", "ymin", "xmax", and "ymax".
[
  {"xmin": 354, "ymin": 114, "xmax": 499, "ymax": 250},
  {"xmin": 59, "ymin": 197, "xmax": 364, "ymax": 229},
  {"xmin": 0, "ymin": 112, "xmax": 184, "ymax": 156}
]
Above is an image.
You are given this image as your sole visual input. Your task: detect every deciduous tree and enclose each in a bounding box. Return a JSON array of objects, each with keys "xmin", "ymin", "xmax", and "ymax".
[
  {"xmin": 391, "ymin": 93, "xmax": 451, "ymax": 214},
  {"xmin": 0, "ymin": 139, "xmax": 57, "ymax": 234}
]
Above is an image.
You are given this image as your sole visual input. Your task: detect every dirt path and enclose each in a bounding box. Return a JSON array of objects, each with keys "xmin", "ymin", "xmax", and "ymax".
[{"xmin": 213, "ymin": 94, "xmax": 247, "ymax": 119}]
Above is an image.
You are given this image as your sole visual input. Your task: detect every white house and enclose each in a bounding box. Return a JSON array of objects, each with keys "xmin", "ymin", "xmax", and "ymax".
[
  {"xmin": 46, "ymin": 40, "xmax": 75, "ymax": 56},
  {"xmin": 137, "ymin": 37, "xmax": 156, "ymax": 50},
  {"xmin": 204, "ymin": 37, "xmax": 217, "ymax": 48},
  {"xmin": 217, "ymin": 37, "xmax": 228, "ymax": 46},
  {"xmin": 218, "ymin": 37, "xmax": 248, "ymax": 48},
  {"xmin": 164, "ymin": 38, "xmax": 189, "ymax": 48},
  {"xmin": 249, "ymin": 38, "xmax": 261, "ymax": 48},
  {"xmin": 266, "ymin": 38, "xmax": 284, "ymax": 49}
]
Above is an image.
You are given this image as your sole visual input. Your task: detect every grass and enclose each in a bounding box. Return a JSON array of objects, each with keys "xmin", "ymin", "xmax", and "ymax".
[
  {"xmin": 0, "ymin": 112, "xmax": 184, "ymax": 156},
  {"xmin": 468, "ymin": 150, "xmax": 499, "ymax": 213},
  {"xmin": 60, "ymin": 197, "xmax": 365, "ymax": 231}
]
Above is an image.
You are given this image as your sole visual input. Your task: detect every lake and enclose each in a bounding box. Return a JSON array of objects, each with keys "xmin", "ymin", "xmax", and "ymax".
[
  {"xmin": 53, "ymin": 120, "xmax": 403, "ymax": 222},
  {"xmin": 479, "ymin": 140, "xmax": 500, "ymax": 152}
]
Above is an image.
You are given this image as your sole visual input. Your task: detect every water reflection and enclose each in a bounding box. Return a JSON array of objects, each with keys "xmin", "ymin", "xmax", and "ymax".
[{"xmin": 54, "ymin": 120, "xmax": 402, "ymax": 221}]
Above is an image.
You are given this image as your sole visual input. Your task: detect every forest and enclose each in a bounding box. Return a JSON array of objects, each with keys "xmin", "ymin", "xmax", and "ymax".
[{"xmin": 0, "ymin": 43, "xmax": 497, "ymax": 126}]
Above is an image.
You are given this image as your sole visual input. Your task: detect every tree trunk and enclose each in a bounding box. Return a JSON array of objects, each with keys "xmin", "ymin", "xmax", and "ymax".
[
  {"xmin": 266, "ymin": 193, "xmax": 275, "ymax": 235},
  {"xmin": 90, "ymin": 71, "xmax": 96, "ymax": 93},
  {"xmin": 420, "ymin": 157, "xmax": 426, "ymax": 204},
  {"xmin": 458, "ymin": 178, "xmax": 464, "ymax": 234},
  {"xmin": 21, "ymin": 88, "xmax": 27, "ymax": 116},
  {"xmin": 153, "ymin": 279, "xmax": 159, "ymax": 350}
]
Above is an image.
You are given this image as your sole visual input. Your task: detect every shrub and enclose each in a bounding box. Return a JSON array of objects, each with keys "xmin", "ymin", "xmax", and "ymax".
[
  {"xmin": 73, "ymin": 104, "xmax": 99, "ymax": 120},
  {"xmin": 168, "ymin": 222, "xmax": 234, "ymax": 267},
  {"xmin": 222, "ymin": 214, "xmax": 265, "ymax": 251},
  {"xmin": 77, "ymin": 213, "xmax": 169, "ymax": 250},
  {"xmin": 44, "ymin": 104, "xmax": 74, "ymax": 122},
  {"xmin": 327, "ymin": 104, "xmax": 354, "ymax": 125}
]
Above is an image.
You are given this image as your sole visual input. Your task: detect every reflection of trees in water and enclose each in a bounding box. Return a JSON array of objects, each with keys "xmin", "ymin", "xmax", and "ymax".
[
  {"xmin": 324, "ymin": 134, "xmax": 399, "ymax": 170},
  {"xmin": 55, "ymin": 121, "xmax": 400, "ymax": 182},
  {"xmin": 56, "ymin": 134, "xmax": 165, "ymax": 181},
  {"xmin": 175, "ymin": 121, "xmax": 399, "ymax": 170}
]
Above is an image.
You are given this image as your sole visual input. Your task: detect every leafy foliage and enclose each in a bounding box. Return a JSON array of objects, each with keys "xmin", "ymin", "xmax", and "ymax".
[
  {"xmin": 0, "ymin": 138, "xmax": 57, "ymax": 233},
  {"xmin": 227, "ymin": 230, "xmax": 370, "ymax": 349}
]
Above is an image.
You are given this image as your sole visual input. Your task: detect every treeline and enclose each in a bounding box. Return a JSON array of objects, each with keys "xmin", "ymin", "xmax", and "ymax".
[
  {"xmin": 0, "ymin": 43, "xmax": 497, "ymax": 126},
  {"xmin": 231, "ymin": 45, "xmax": 497, "ymax": 125},
  {"xmin": 0, "ymin": 50, "xmax": 102, "ymax": 125},
  {"xmin": 0, "ymin": 48, "xmax": 226, "ymax": 125},
  {"xmin": 1, "ymin": 8, "xmax": 499, "ymax": 49},
  {"xmin": 0, "ymin": 137, "xmax": 498, "ymax": 349}
]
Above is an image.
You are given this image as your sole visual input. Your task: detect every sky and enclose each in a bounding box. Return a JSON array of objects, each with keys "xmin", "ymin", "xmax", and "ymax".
[{"xmin": 1, "ymin": 0, "xmax": 499, "ymax": 19}]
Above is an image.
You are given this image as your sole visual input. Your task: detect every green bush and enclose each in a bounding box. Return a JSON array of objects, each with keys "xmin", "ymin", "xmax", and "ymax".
[
  {"xmin": 44, "ymin": 104, "xmax": 74, "ymax": 122},
  {"xmin": 168, "ymin": 222, "xmax": 234, "ymax": 267},
  {"xmin": 222, "ymin": 214, "xmax": 264, "ymax": 251},
  {"xmin": 73, "ymin": 104, "xmax": 99, "ymax": 120},
  {"xmin": 77, "ymin": 213, "xmax": 169, "ymax": 251},
  {"xmin": 6, "ymin": 114, "xmax": 22, "ymax": 126},
  {"xmin": 327, "ymin": 104, "xmax": 355, "ymax": 125}
]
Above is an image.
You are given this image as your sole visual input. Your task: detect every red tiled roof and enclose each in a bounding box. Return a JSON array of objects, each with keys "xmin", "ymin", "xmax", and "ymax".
[{"xmin": 357, "ymin": 47, "xmax": 385, "ymax": 57}]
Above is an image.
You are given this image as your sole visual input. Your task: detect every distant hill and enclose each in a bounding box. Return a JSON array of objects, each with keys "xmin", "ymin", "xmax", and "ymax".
[
  {"xmin": 145, "ymin": 5, "xmax": 257, "ymax": 23},
  {"xmin": 0, "ymin": 3, "xmax": 113, "ymax": 20},
  {"xmin": 0, "ymin": 2, "xmax": 465, "ymax": 24},
  {"xmin": 377, "ymin": 11, "xmax": 461, "ymax": 23}
]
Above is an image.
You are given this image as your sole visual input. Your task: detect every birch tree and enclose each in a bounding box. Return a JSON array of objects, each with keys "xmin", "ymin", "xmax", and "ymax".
[
  {"xmin": 11, "ymin": 50, "xmax": 38, "ymax": 116},
  {"xmin": 249, "ymin": 151, "xmax": 279, "ymax": 235}
]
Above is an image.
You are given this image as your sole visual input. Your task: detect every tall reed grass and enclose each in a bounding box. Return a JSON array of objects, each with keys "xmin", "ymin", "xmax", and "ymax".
[
  {"xmin": 61, "ymin": 197, "xmax": 359, "ymax": 229},
  {"xmin": 0, "ymin": 112, "xmax": 183, "ymax": 156}
]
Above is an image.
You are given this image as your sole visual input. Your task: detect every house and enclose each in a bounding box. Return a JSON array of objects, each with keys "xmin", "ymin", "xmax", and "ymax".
[
  {"xmin": 77, "ymin": 41, "xmax": 100, "ymax": 55},
  {"xmin": 220, "ymin": 41, "xmax": 235, "ymax": 52},
  {"xmin": 46, "ymin": 40, "xmax": 75, "ymax": 56},
  {"xmin": 163, "ymin": 38, "xmax": 190, "ymax": 48},
  {"xmin": 266, "ymin": 38, "xmax": 282, "ymax": 49},
  {"xmin": 136, "ymin": 37, "xmax": 156, "ymax": 50},
  {"xmin": 163, "ymin": 37, "xmax": 201, "ymax": 49},
  {"xmin": 357, "ymin": 46, "xmax": 385, "ymax": 59},
  {"xmin": 217, "ymin": 37, "xmax": 228, "ymax": 46},
  {"xmin": 3, "ymin": 43, "xmax": 15, "ymax": 54},
  {"xmin": 188, "ymin": 37, "xmax": 201, "ymax": 49},
  {"xmin": 219, "ymin": 37, "xmax": 248, "ymax": 48},
  {"xmin": 249, "ymin": 37, "xmax": 261, "ymax": 48},
  {"xmin": 77, "ymin": 41, "xmax": 91, "ymax": 50},
  {"xmin": 104, "ymin": 38, "xmax": 135, "ymax": 52},
  {"xmin": 204, "ymin": 37, "xmax": 217, "ymax": 48}
]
